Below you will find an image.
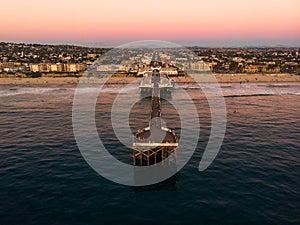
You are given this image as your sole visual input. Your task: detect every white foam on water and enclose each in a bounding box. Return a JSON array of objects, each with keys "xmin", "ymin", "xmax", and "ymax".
[
  {"xmin": 0, "ymin": 84, "xmax": 140, "ymax": 97},
  {"xmin": 175, "ymin": 82, "xmax": 300, "ymax": 97},
  {"xmin": 1, "ymin": 82, "xmax": 299, "ymax": 97},
  {"xmin": 0, "ymin": 87, "xmax": 64, "ymax": 97},
  {"xmin": 75, "ymin": 85, "xmax": 137, "ymax": 94}
]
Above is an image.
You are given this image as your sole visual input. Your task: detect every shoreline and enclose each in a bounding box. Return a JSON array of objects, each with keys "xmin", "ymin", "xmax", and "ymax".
[{"xmin": 0, "ymin": 73, "xmax": 299, "ymax": 85}]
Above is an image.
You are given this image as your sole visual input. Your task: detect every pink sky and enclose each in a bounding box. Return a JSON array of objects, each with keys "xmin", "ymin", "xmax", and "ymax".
[{"xmin": 1, "ymin": 0, "xmax": 299, "ymax": 44}]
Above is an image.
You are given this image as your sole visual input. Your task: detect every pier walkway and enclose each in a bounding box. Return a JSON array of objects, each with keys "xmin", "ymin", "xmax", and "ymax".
[{"xmin": 133, "ymin": 61, "xmax": 178, "ymax": 166}]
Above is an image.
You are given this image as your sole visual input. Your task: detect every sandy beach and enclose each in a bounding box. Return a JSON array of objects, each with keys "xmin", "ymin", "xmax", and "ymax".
[
  {"xmin": 0, "ymin": 76, "xmax": 139, "ymax": 85},
  {"xmin": 173, "ymin": 73, "xmax": 300, "ymax": 83},
  {"xmin": 0, "ymin": 73, "xmax": 299, "ymax": 85}
]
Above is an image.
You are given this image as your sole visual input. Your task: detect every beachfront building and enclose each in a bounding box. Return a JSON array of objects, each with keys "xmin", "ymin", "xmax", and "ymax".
[
  {"xmin": 189, "ymin": 61, "xmax": 211, "ymax": 72},
  {"xmin": 244, "ymin": 65, "xmax": 259, "ymax": 73},
  {"xmin": 244, "ymin": 65, "xmax": 281, "ymax": 73},
  {"xmin": 1, "ymin": 62, "xmax": 24, "ymax": 73},
  {"xmin": 30, "ymin": 64, "xmax": 39, "ymax": 72},
  {"xmin": 160, "ymin": 68, "xmax": 178, "ymax": 76},
  {"xmin": 64, "ymin": 64, "xmax": 77, "ymax": 73},
  {"xmin": 96, "ymin": 64, "xmax": 127, "ymax": 72},
  {"xmin": 29, "ymin": 63, "xmax": 86, "ymax": 73}
]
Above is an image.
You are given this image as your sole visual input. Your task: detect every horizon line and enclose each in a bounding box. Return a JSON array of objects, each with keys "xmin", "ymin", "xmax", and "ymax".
[{"xmin": 1, "ymin": 39, "xmax": 300, "ymax": 48}]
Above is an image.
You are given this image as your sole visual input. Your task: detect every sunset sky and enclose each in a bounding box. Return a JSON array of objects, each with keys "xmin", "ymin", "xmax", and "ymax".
[{"xmin": 1, "ymin": 0, "xmax": 299, "ymax": 46}]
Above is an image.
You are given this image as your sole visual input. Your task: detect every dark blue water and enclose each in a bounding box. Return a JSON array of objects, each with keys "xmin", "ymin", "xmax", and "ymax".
[{"xmin": 0, "ymin": 83, "xmax": 299, "ymax": 225}]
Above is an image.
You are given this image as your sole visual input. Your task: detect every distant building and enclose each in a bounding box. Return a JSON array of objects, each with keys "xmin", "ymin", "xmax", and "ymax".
[
  {"xmin": 39, "ymin": 64, "xmax": 51, "ymax": 73},
  {"xmin": 56, "ymin": 63, "xmax": 64, "ymax": 72},
  {"xmin": 64, "ymin": 64, "xmax": 77, "ymax": 72},
  {"xmin": 189, "ymin": 61, "xmax": 211, "ymax": 72},
  {"xmin": 1, "ymin": 62, "xmax": 22, "ymax": 73},
  {"xmin": 76, "ymin": 63, "xmax": 87, "ymax": 72},
  {"xmin": 50, "ymin": 64, "xmax": 58, "ymax": 72},
  {"xmin": 30, "ymin": 64, "xmax": 39, "ymax": 72},
  {"xmin": 160, "ymin": 68, "xmax": 178, "ymax": 76},
  {"xmin": 97, "ymin": 64, "xmax": 126, "ymax": 72},
  {"xmin": 232, "ymin": 57, "xmax": 244, "ymax": 63},
  {"xmin": 262, "ymin": 66, "xmax": 280, "ymax": 73},
  {"xmin": 243, "ymin": 65, "xmax": 259, "ymax": 73},
  {"xmin": 87, "ymin": 53, "xmax": 97, "ymax": 58},
  {"xmin": 30, "ymin": 63, "xmax": 86, "ymax": 73},
  {"xmin": 244, "ymin": 65, "xmax": 280, "ymax": 73}
]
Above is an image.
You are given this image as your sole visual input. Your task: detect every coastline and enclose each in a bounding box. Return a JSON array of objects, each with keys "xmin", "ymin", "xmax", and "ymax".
[
  {"xmin": 173, "ymin": 73, "xmax": 300, "ymax": 83},
  {"xmin": 0, "ymin": 73, "xmax": 299, "ymax": 85}
]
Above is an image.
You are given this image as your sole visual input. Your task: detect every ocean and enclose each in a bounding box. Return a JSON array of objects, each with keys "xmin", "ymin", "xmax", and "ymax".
[{"xmin": 0, "ymin": 82, "xmax": 299, "ymax": 225}]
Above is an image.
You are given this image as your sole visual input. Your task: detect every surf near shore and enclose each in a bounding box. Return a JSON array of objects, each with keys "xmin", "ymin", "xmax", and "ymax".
[{"xmin": 0, "ymin": 73, "xmax": 299, "ymax": 85}]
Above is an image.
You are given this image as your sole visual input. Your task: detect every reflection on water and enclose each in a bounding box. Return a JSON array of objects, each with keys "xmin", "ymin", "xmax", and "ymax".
[{"xmin": 0, "ymin": 83, "xmax": 299, "ymax": 225}]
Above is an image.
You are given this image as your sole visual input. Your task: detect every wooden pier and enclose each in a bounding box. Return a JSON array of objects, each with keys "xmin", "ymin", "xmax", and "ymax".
[{"xmin": 133, "ymin": 65, "xmax": 178, "ymax": 166}]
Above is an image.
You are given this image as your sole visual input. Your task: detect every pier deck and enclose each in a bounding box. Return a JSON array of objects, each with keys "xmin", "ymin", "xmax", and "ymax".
[{"xmin": 133, "ymin": 60, "xmax": 178, "ymax": 166}]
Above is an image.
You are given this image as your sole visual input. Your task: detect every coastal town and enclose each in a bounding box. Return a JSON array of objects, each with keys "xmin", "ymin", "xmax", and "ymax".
[
  {"xmin": 0, "ymin": 42, "xmax": 107, "ymax": 77},
  {"xmin": 0, "ymin": 42, "xmax": 299, "ymax": 78}
]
